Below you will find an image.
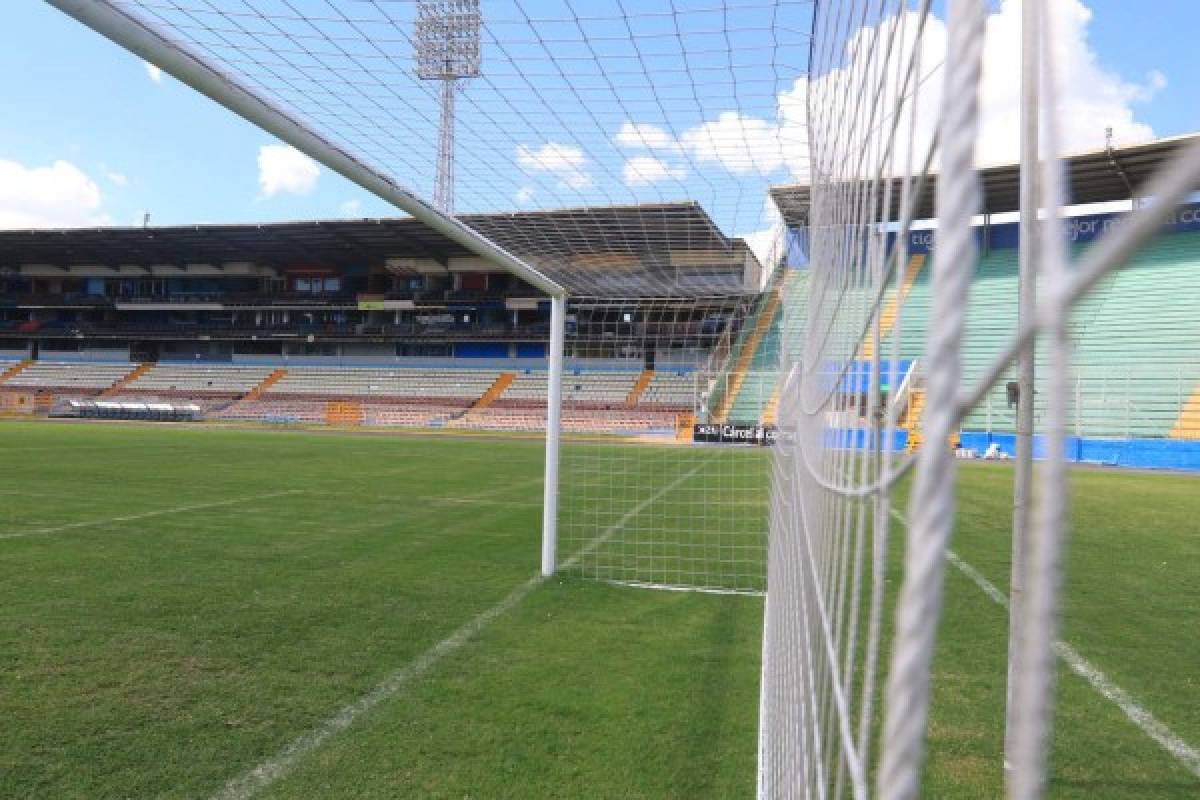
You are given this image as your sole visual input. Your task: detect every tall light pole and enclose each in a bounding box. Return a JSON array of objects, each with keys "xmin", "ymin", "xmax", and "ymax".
[{"xmin": 415, "ymin": 0, "xmax": 481, "ymax": 214}]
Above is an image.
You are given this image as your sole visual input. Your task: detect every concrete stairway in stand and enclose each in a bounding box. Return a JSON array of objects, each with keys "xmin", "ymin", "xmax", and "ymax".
[
  {"xmin": 471, "ymin": 372, "xmax": 516, "ymax": 411},
  {"xmin": 714, "ymin": 287, "xmax": 783, "ymax": 422},
  {"xmin": 863, "ymin": 254, "xmax": 926, "ymax": 359},
  {"xmin": 904, "ymin": 389, "xmax": 926, "ymax": 453},
  {"xmin": 99, "ymin": 362, "xmax": 156, "ymax": 398},
  {"xmin": 626, "ymin": 369, "xmax": 654, "ymax": 407},
  {"xmin": 0, "ymin": 360, "xmax": 33, "ymax": 385},
  {"xmin": 242, "ymin": 368, "xmax": 288, "ymax": 401},
  {"xmin": 1170, "ymin": 384, "xmax": 1200, "ymax": 440}
]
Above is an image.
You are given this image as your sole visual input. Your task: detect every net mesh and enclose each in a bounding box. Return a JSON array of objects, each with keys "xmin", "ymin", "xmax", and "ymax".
[
  {"xmin": 762, "ymin": 1, "xmax": 1200, "ymax": 798},
  {"xmin": 554, "ymin": 293, "xmax": 778, "ymax": 594},
  {"xmin": 80, "ymin": 0, "xmax": 803, "ymax": 600},
  {"xmin": 103, "ymin": 0, "xmax": 812, "ymax": 296}
]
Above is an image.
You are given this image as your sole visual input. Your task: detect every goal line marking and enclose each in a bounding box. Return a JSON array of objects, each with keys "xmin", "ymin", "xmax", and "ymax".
[
  {"xmin": 210, "ymin": 465, "xmax": 703, "ymax": 800},
  {"xmin": 604, "ymin": 579, "xmax": 764, "ymax": 597},
  {"xmin": 890, "ymin": 509, "xmax": 1200, "ymax": 780},
  {"xmin": 0, "ymin": 490, "xmax": 303, "ymax": 540}
]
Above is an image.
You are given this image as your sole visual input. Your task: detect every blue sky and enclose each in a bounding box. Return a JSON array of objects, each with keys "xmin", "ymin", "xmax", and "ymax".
[
  {"xmin": 0, "ymin": 2, "xmax": 396, "ymax": 227},
  {"xmin": 0, "ymin": 0, "xmax": 1196, "ymax": 241}
]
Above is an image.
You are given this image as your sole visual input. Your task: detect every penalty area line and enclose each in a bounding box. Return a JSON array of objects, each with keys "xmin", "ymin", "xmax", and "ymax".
[
  {"xmin": 211, "ymin": 463, "xmax": 703, "ymax": 800},
  {"xmin": 0, "ymin": 489, "xmax": 303, "ymax": 540},
  {"xmin": 209, "ymin": 572, "xmax": 545, "ymax": 800},
  {"xmin": 890, "ymin": 509, "xmax": 1200, "ymax": 780}
]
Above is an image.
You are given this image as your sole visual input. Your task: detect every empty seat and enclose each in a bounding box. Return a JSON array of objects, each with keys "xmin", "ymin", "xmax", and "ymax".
[{"xmin": 5, "ymin": 361, "xmax": 134, "ymax": 391}]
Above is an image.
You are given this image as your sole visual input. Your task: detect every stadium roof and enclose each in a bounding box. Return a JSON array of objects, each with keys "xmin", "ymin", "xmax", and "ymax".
[
  {"xmin": 0, "ymin": 218, "xmax": 472, "ymax": 271},
  {"xmin": 770, "ymin": 132, "xmax": 1200, "ymax": 226},
  {"xmin": 0, "ymin": 202, "xmax": 757, "ymax": 296}
]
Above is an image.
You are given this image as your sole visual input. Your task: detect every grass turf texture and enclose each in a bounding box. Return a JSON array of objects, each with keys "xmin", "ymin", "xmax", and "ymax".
[
  {"xmin": 0, "ymin": 421, "xmax": 761, "ymax": 799},
  {"xmin": 0, "ymin": 420, "xmax": 1196, "ymax": 797},
  {"xmin": 913, "ymin": 463, "xmax": 1200, "ymax": 798}
]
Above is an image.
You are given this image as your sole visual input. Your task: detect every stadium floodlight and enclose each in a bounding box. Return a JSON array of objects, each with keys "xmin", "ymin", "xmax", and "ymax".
[{"xmin": 415, "ymin": 0, "xmax": 482, "ymax": 213}]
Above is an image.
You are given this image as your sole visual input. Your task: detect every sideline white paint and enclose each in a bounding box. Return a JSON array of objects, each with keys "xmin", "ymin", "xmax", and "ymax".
[
  {"xmin": 211, "ymin": 464, "xmax": 704, "ymax": 800},
  {"xmin": 0, "ymin": 490, "xmax": 302, "ymax": 540},
  {"xmin": 890, "ymin": 509, "xmax": 1200, "ymax": 780}
]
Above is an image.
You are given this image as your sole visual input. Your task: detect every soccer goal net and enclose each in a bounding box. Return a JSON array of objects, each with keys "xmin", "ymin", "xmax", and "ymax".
[
  {"xmin": 46, "ymin": 1, "xmax": 1200, "ymax": 797},
  {"xmin": 760, "ymin": 2, "xmax": 1200, "ymax": 799},
  {"xmin": 553, "ymin": 292, "xmax": 776, "ymax": 595}
]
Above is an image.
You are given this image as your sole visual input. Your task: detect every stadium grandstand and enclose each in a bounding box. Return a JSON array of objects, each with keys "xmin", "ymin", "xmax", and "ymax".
[
  {"xmin": 5, "ymin": 135, "xmax": 1200, "ymax": 468},
  {"xmin": 0, "ymin": 202, "xmax": 772, "ymax": 436},
  {"xmin": 769, "ymin": 133, "xmax": 1200, "ymax": 470}
]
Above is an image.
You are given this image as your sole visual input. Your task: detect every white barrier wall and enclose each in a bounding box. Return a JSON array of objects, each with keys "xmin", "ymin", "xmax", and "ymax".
[{"xmin": 39, "ymin": 348, "xmax": 131, "ymax": 362}]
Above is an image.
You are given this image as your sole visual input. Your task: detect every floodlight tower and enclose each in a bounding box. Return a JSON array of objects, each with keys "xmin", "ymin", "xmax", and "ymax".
[{"xmin": 415, "ymin": 0, "xmax": 482, "ymax": 214}]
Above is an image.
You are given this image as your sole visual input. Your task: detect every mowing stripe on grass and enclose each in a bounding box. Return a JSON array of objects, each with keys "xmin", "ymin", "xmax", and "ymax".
[
  {"xmin": 210, "ymin": 463, "xmax": 705, "ymax": 800},
  {"xmin": 0, "ymin": 490, "xmax": 302, "ymax": 540},
  {"xmin": 891, "ymin": 509, "xmax": 1200, "ymax": 780}
]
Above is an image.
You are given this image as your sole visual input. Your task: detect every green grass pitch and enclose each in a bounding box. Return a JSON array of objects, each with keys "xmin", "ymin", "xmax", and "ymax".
[{"xmin": 0, "ymin": 420, "xmax": 1196, "ymax": 798}]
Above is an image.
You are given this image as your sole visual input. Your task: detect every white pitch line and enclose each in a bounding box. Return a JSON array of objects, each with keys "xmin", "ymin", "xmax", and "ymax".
[
  {"xmin": 0, "ymin": 490, "xmax": 302, "ymax": 540},
  {"xmin": 1049, "ymin": 642, "xmax": 1200, "ymax": 779},
  {"xmin": 209, "ymin": 572, "xmax": 544, "ymax": 800},
  {"xmin": 439, "ymin": 497, "xmax": 542, "ymax": 509},
  {"xmin": 890, "ymin": 509, "xmax": 1200, "ymax": 780},
  {"xmin": 210, "ymin": 464, "xmax": 703, "ymax": 800},
  {"xmin": 605, "ymin": 578, "xmax": 764, "ymax": 597}
]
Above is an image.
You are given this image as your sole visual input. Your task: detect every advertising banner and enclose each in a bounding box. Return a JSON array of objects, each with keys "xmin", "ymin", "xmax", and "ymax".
[{"xmin": 693, "ymin": 422, "xmax": 778, "ymax": 446}]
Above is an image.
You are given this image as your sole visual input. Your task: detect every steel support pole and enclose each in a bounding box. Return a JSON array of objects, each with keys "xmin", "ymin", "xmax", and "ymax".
[
  {"xmin": 541, "ymin": 293, "xmax": 566, "ymax": 576},
  {"xmin": 435, "ymin": 78, "xmax": 456, "ymax": 213},
  {"xmin": 45, "ymin": 0, "xmax": 563, "ymax": 297},
  {"xmin": 1006, "ymin": 0, "xmax": 1040, "ymax": 787}
]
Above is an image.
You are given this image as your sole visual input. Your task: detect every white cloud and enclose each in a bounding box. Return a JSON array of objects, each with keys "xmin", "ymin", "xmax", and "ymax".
[
  {"xmin": 339, "ymin": 199, "xmax": 362, "ymax": 217},
  {"xmin": 977, "ymin": 0, "xmax": 1160, "ymax": 163},
  {"xmin": 144, "ymin": 62, "xmax": 163, "ymax": 83},
  {"xmin": 738, "ymin": 199, "xmax": 788, "ymax": 278},
  {"xmin": 516, "ymin": 142, "xmax": 592, "ymax": 189},
  {"xmin": 1136, "ymin": 70, "xmax": 1168, "ymax": 103},
  {"xmin": 257, "ymin": 144, "xmax": 320, "ymax": 197},
  {"xmin": 0, "ymin": 159, "xmax": 107, "ymax": 229},
  {"xmin": 613, "ymin": 125, "xmax": 690, "ymax": 185},
  {"xmin": 776, "ymin": 79, "xmax": 809, "ymax": 178},
  {"xmin": 615, "ymin": 122, "xmax": 682, "ymax": 153},
  {"xmin": 514, "ymin": 185, "xmax": 535, "ymax": 205},
  {"xmin": 105, "ymin": 170, "xmax": 128, "ymax": 188},
  {"xmin": 800, "ymin": 0, "xmax": 1161, "ymax": 180},
  {"xmin": 626, "ymin": 0, "xmax": 1159, "ymax": 190},
  {"xmin": 682, "ymin": 112, "xmax": 791, "ymax": 176},
  {"xmin": 623, "ymin": 156, "xmax": 686, "ymax": 186}
]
